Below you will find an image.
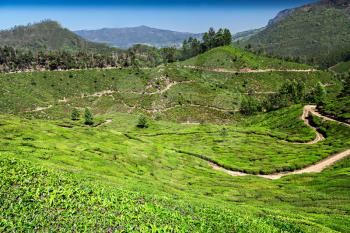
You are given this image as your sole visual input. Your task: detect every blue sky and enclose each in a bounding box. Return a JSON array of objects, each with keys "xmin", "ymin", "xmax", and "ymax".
[{"xmin": 0, "ymin": 0, "xmax": 316, "ymax": 33}]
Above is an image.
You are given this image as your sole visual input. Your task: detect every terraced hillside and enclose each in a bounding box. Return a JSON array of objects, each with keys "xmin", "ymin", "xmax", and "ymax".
[
  {"xmin": 1, "ymin": 46, "xmax": 349, "ymax": 231},
  {"xmin": 0, "ymin": 46, "xmax": 340, "ymax": 123},
  {"xmin": 1, "ymin": 105, "xmax": 350, "ymax": 231}
]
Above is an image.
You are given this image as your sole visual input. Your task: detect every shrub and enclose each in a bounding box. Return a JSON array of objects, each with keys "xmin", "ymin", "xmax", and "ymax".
[
  {"xmin": 137, "ymin": 115, "xmax": 148, "ymax": 128},
  {"xmin": 71, "ymin": 108, "xmax": 80, "ymax": 121},
  {"xmin": 240, "ymin": 97, "xmax": 261, "ymax": 115},
  {"xmin": 84, "ymin": 108, "xmax": 94, "ymax": 125}
]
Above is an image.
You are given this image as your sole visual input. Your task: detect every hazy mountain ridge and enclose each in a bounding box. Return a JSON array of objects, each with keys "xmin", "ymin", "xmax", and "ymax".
[{"xmin": 75, "ymin": 25, "xmax": 203, "ymax": 48}]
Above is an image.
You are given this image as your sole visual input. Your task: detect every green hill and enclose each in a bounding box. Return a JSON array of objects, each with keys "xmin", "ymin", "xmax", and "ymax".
[
  {"xmin": 0, "ymin": 45, "xmax": 349, "ymax": 231},
  {"xmin": 0, "ymin": 20, "xmax": 112, "ymax": 53},
  {"xmin": 330, "ymin": 60, "xmax": 350, "ymax": 73},
  {"xmin": 242, "ymin": 0, "xmax": 350, "ymax": 68},
  {"xmin": 0, "ymin": 63, "xmax": 339, "ymax": 122},
  {"xmin": 180, "ymin": 46, "xmax": 311, "ymax": 70}
]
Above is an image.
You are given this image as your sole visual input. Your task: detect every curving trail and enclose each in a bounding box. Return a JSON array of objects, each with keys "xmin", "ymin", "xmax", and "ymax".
[
  {"xmin": 25, "ymin": 105, "xmax": 53, "ymax": 113},
  {"xmin": 184, "ymin": 65, "xmax": 318, "ymax": 74},
  {"xmin": 296, "ymin": 105, "xmax": 325, "ymax": 145},
  {"xmin": 208, "ymin": 105, "xmax": 350, "ymax": 180}
]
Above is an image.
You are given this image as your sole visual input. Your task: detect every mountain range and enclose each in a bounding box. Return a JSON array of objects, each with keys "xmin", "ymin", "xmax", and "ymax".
[
  {"xmin": 75, "ymin": 26, "xmax": 203, "ymax": 49},
  {"xmin": 241, "ymin": 0, "xmax": 350, "ymax": 67},
  {"xmin": 0, "ymin": 0, "xmax": 349, "ymax": 68}
]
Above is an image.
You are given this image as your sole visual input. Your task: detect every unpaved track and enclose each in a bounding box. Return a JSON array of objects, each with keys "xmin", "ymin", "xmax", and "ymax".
[
  {"xmin": 25, "ymin": 105, "xmax": 53, "ymax": 113},
  {"xmin": 296, "ymin": 105, "xmax": 325, "ymax": 144},
  {"xmin": 209, "ymin": 105, "xmax": 350, "ymax": 179},
  {"xmin": 184, "ymin": 66, "xmax": 318, "ymax": 74}
]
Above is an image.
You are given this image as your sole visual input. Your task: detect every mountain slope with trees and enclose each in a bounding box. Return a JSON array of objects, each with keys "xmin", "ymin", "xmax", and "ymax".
[
  {"xmin": 241, "ymin": 0, "xmax": 350, "ymax": 68},
  {"xmin": 0, "ymin": 20, "xmax": 112, "ymax": 53}
]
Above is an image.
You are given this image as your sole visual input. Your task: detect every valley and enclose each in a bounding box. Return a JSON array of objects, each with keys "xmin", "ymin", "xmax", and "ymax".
[
  {"xmin": 1, "ymin": 44, "xmax": 349, "ymax": 232},
  {"xmin": 0, "ymin": 0, "xmax": 349, "ymax": 232}
]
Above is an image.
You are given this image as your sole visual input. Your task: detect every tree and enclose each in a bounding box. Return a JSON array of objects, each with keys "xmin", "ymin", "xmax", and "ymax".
[
  {"xmin": 313, "ymin": 82, "xmax": 327, "ymax": 105},
  {"xmin": 203, "ymin": 27, "xmax": 216, "ymax": 50},
  {"xmin": 339, "ymin": 73, "xmax": 350, "ymax": 97},
  {"xmin": 239, "ymin": 96, "xmax": 261, "ymax": 115},
  {"xmin": 137, "ymin": 114, "xmax": 148, "ymax": 128},
  {"xmin": 160, "ymin": 47, "xmax": 178, "ymax": 63},
  {"xmin": 222, "ymin": 29, "xmax": 232, "ymax": 46},
  {"xmin": 71, "ymin": 108, "xmax": 80, "ymax": 121},
  {"xmin": 84, "ymin": 108, "xmax": 94, "ymax": 125}
]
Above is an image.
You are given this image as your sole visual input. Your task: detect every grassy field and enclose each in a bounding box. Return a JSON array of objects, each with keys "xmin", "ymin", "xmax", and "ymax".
[
  {"xmin": 1, "ymin": 46, "xmax": 349, "ymax": 232},
  {"xmin": 0, "ymin": 106, "xmax": 350, "ymax": 231}
]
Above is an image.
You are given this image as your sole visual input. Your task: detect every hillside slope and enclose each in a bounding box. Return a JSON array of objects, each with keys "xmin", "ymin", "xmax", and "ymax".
[
  {"xmin": 180, "ymin": 46, "xmax": 311, "ymax": 70},
  {"xmin": 75, "ymin": 25, "xmax": 203, "ymax": 48},
  {"xmin": 0, "ymin": 105, "xmax": 349, "ymax": 231},
  {"xmin": 0, "ymin": 20, "xmax": 112, "ymax": 52},
  {"xmin": 232, "ymin": 28, "xmax": 264, "ymax": 42},
  {"xmin": 242, "ymin": 0, "xmax": 350, "ymax": 68}
]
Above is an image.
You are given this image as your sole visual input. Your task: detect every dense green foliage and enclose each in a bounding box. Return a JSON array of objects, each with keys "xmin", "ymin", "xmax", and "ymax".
[
  {"xmin": 318, "ymin": 74, "xmax": 350, "ymax": 123},
  {"xmin": 242, "ymin": 1, "xmax": 350, "ymax": 68},
  {"xmin": 0, "ymin": 46, "xmax": 121, "ymax": 72},
  {"xmin": 71, "ymin": 108, "xmax": 80, "ymax": 121},
  {"xmin": 137, "ymin": 114, "xmax": 149, "ymax": 128},
  {"xmin": 84, "ymin": 108, "xmax": 94, "ymax": 125},
  {"xmin": 181, "ymin": 27, "xmax": 232, "ymax": 60}
]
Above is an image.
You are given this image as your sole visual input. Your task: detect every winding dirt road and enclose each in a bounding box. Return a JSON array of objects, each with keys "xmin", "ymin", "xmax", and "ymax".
[
  {"xmin": 209, "ymin": 105, "xmax": 350, "ymax": 180},
  {"xmin": 184, "ymin": 66, "xmax": 318, "ymax": 74}
]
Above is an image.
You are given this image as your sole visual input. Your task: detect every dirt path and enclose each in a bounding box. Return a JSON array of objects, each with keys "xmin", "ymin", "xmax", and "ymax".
[
  {"xmin": 208, "ymin": 105, "xmax": 350, "ymax": 179},
  {"xmin": 184, "ymin": 65, "xmax": 317, "ymax": 74},
  {"xmin": 296, "ymin": 105, "xmax": 325, "ymax": 144},
  {"xmin": 143, "ymin": 103, "xmax": 236, "ymax": 114},
  {"xmin": 96, "ymin": 119, "xmax": 113, "ymax": 127},
  {"xmin": 25, "ymin": 105, "xmax": 53, "ymax": 113}
]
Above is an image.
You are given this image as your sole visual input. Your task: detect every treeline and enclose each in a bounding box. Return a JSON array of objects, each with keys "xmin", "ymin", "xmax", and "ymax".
[
  {"xmin": 144, "ymin": 27, "xmax": 232, "ymax": 63},
  {"xmin": 243, "ymin": 43, "xmax": 350, "ymax": 69},
  {"xmin": 240, "ymin": 80, "xmax": 327, "ymax": 115},
  {"xmin": 181, "ymin": 27, "xmax": 232, "ymax": 60},
  {"xmin": 0, "ymin": 46, "xmax": 117, "ymax": 72},
  {"xmin": 0, "ymin": 27, "xmax": 232, "ymax": 73}
]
